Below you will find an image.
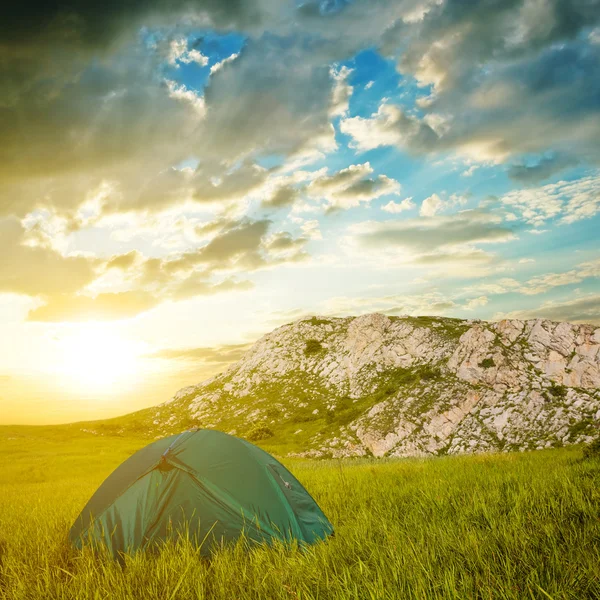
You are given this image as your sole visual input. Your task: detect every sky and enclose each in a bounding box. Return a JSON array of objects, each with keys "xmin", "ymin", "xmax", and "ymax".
[{"xmin": 1, "ymin": 0, "xmax": 599, "ymax": 424}]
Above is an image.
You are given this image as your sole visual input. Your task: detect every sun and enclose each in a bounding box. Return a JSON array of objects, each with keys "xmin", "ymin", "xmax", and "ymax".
[{"xmin": 55, "ymin": 325, "xmax": 143, "ymax": 393}]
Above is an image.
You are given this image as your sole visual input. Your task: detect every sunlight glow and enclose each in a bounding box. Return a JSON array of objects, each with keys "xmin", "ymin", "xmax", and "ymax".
[{"xmin": 54, "ymin": 325, "xmax": 144, "ymax": 394}]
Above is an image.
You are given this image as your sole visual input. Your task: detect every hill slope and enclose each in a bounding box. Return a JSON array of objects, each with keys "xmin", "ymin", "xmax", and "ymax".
[{"xmin": 90, "ymin": 314, "xmax": 600, "ymax": 458}]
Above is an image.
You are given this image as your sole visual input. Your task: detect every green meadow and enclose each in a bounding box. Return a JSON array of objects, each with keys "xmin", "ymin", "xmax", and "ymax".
[{"xmin": 0, "ymin": 427, "xmax": 599, "ymax": 599}]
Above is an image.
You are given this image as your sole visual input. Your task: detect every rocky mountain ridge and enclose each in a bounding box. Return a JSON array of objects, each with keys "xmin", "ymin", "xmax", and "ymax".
[{"xmin": 124, "ymin": 314, "xmax": 600, "ymax": 458}]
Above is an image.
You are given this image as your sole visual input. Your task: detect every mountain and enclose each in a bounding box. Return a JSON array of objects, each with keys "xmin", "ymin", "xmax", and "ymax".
[{"xmin": 88, "ymin": 314, "xmax": 600, "ymax": 458}]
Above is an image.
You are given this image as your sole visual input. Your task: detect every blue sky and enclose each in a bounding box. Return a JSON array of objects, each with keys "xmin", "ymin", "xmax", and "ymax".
[{"xmin": 1, "ymin": 0, "xmax": 599, "ymax": 422}]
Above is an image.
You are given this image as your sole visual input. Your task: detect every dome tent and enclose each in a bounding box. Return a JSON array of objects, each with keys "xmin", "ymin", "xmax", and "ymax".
[{"xmin": 69, "ymin": 429, "xmax": 333, "ymax": 558}]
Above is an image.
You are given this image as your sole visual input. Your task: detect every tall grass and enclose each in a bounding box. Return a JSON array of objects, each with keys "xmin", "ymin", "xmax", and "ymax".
[{"xmin": 0, "ymin": 430, "xmax": 599, "ymax": 599}]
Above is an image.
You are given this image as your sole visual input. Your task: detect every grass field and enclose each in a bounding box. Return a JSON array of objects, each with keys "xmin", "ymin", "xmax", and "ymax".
[{"xmin": 0, "ymin": 427, "xmax": 599, "ymax": 599}]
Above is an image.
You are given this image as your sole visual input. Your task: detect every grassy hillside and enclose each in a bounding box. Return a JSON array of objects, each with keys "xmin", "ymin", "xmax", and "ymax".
[{"xmin": 0, "ymin": 427, "xmax": 599, "ymax": 599}]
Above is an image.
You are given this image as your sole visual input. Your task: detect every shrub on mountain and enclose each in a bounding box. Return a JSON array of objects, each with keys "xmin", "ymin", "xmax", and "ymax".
[
  {"xmin": 548, "ymin": 382, "xmax": 567, "ymax": 399},
  {"xmin": 304, "ymin": 339, "xmax": 323, "ymax": 356},
  {"xmin": 246, "ymin": 425, "xmax": 274, "ymax": 441},
  {"xmin": 583, "ymin": 435, "xmax": 600, "ymax": 459}
]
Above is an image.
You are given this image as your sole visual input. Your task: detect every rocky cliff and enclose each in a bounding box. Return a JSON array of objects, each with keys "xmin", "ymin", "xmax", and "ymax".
[{"xmin": 138, "ymin": 314, "xmax": 600, "ymax": 458}]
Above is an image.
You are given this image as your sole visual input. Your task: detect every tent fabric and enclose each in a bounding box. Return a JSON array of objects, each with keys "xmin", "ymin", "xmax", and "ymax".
[{"xmin": 69, "ymin": 429, "xmax": 333, "ymax": 558}]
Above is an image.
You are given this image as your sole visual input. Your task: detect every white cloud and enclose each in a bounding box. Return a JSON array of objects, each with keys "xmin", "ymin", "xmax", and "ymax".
[
  {"xmin": 420, "ymin": 193, "xmax": 443, "ymax": 217},
  {"xmin": 209, "ymin": 53, "xmax": 239, "ymax": 75},
  {"xmin": 461, "ymin": 165, "xmax": 478, "ymax": 177},
  {"xmin": 165, "ymin": 80, "xmax": 206, "ymax": 118},
  {"xmin": 464, "ymin": 295, "xmax": 488, "ymax": 310},
  {"xmin": 381, "ymin": 197, "xmax": 415, "ymax": 214},
  {"xmin": 168, "ymin": 38, "xmax": 209, "ymax": 67},
  {"xmin": 420, "ymin": 192, "xmax": 466, "ymax": 217},
  {"xmin": 184, "ymin": 49, "xmax": 209, "ymax": 67},
  {"xmin": 329, "ymin": 65, "xmax": 354, "ymax": 117},
  {"xmin": 499, "ymin": 174, "xmax": 600, "ymax": 227},
  {"xmin": 299, "ymin": 219, "xmax": 323, "ymax": 240},
  {"xmin": 519, "ymin": 258, "xmax": 600, "ymax": 295}
]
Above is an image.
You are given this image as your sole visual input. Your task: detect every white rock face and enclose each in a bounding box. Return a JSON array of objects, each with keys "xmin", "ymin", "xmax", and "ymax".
[{"xmin": 158, "ymin": 314, "xmax": 600, "ymax": 458}]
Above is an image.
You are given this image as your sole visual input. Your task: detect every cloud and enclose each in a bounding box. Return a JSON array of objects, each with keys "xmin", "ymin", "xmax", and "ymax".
[
  {"xmin": 0, "ymin": 53, "xmax": 206, "ymax": 218},
  {"xmin": 3, "ymin": 0, "xmax": 600, "ymax": 226},
  {"xmin": 499, "ymin": 173, "xmax": 600, "ymax": 227},
  {"xmin": 462, "ymin": 259, "xmax": 600, "ymax": 298},
  {"xmin": 165, "ymin": 80, "xmax": 206, "ymax": 117},
  {"xmin": 340, "ymin": 104, "xmax": 439, "ymax": 154},
  {"xmin": 0, "ymin": 4, "xmax": 338, "ymax": 219},
  {"xmin": 27, "ymin": 291, "xmax": 160, "ymax": 322},
  {"xmin": 337, "ymin": 3, "xmax": 600, "ymax": 165},
  {"xmin": 349, "ymin": 209, "xmax": 515, "ymax": 265},
  {"xmin": 308, "ymin": 162, "xmax": 401, "ymax": 210},
  {"xmin": 464, "ymin": 296, "xmax": 488, "ymax": 310},
  {"xmin": 0, "ymin": 218, "xmax": 96, "ymax": 297},
  {"xmin": 494, "ymin": 294, "xmax": 600, "ymax": 325},
  {"xmin": 199, "ymin": 34, "xmax": 336, "ymax": 166},
  {"xmin": 167, "ymin": 37, "xmax": 209, "ymax": 67},
  {"xmin": 299, "ymin": 219, "xmax": 323, "ymax": 240},
  {"xmin": 420, "ymin": 193, "xmax": 443, "ymax": 217},
  {"xmin": 1, "ymin": 0, "xmax": 265, "ymax": 105},
  {"xmin": 420, "ymin": 192, "xmax": 468, "ymax": 217},
  {"xmin": 210, "ymin": 52, "xmax": 240, "ymax": 75},
  {"xmin": 386, "ymin": 0, "xmax": 600, "ymax": 163},
  {"xmin": 519, "ymin": 258, "xmax": 600, "ymax": 295},
  {"xmin": 141, "ymin": 218, "xmax": 310, "ymax": 291},
  {"xmin": 508, "ymin": 154, "xmax": 579, "ymax": 185},
  {"xmin": 14, "ymin": 213, "xmax": 312, "ymax": 321},
  {"xmin": 261, "ymin": 185, "xmax": 301, "ymax": 209},
  {"xmin": 461, "ymin": 165, "xmax": 478, "ymax": 177},
  {"xmin": 381, "ymin": 197, "xmax": 415, "ymax": 214},
  {"xmin": 329, "ymin": 65, "xmax": 354, "ymax": 117},
  {"xmin": 147, "ymin": 342, "xmax": 252, "ymax": 362}
]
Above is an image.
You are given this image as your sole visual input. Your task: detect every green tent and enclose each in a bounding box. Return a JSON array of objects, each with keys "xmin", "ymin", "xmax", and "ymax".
[{"xmin": 70, "ymin": 429, "xmax": 333, "ymax": 558}]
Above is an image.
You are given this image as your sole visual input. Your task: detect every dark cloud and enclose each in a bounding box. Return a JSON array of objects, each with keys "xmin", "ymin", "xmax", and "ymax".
[
  {"xmin": 188, "ymin": 219, "xmax": 271, "ymax": 266},
  {"xmin": 0, "ymin": 0, "xmax": 430, "ymax": 220},
  {"xmin": 342, "ymin": 1, "xmax": 600, "ymax": 165},
  {"xmin": 200, "ymin": 34, "xmax": 335, "ymax": 163},
  {"xmin": 161, "ymin": 218, "xmax": 309, "ymax": 276},
  {"xmin": 1, "ymin": 0, "xmax": 266, "ymax": 104},
  {"xmin": 261, "ymin": 185, "xmax": 301, "ymax": 209},
  {"xmin": 395, "ymin": 0, "xmax": 600, "ymax": 92},
  {"xmin": 345, "ymin": 38, "xmax": 600, "ymax": 164},
  {"xmin": 353, "ymin": 210, "xmax": 515, "ymax": 255},
  {"xmin": 0, "ymin": 218, "xmax": 97, "ymax": 296},
  {"xmin": 508, "ymin": 153, "xmax": 579, "ymax": 184}
]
